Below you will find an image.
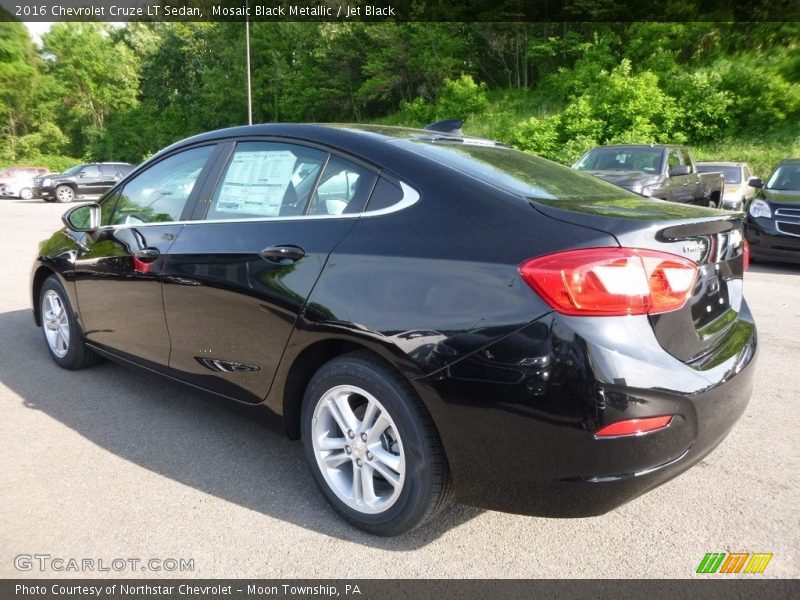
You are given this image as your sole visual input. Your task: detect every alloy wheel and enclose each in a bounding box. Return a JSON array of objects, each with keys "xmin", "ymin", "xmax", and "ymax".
[
  {"xmin": 311, "ymin": 385, "xmax": 406, "ymax": 514},
  {"xmin": 56, "ymin": 186, "xmax": 75, "ymax": 202},
  {"xmin": 42, "ymin": 289, "xmax": 70, "ymax": 358}
]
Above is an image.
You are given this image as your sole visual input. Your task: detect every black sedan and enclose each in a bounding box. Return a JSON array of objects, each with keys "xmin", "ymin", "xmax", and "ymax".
[
  {"xmin": 31, "ymin": 124, "xmax": 756, "ymax": 535},
  {"xmin": 745, "ymin": 158, "xmax": 800, "ymax": 263}
]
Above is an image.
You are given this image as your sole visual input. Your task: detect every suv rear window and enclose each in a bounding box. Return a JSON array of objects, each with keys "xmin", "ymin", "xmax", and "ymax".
[{"xmin": 401, "ymin": 141, "xmax": 628, "ymax": 201}]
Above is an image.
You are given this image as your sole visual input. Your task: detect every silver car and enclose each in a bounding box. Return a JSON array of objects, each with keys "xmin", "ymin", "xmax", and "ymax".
[
  {"xmin": 0, "ymin": 167, "xmax": 48, "ymax": 200},
  {"xmin": 696, "ymin": 161, "xmax": 757, "ymax": 211}
]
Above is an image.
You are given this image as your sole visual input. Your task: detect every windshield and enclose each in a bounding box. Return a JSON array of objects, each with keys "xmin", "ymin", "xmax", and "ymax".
[
  {"xmin": 766, "ymin": 163, "xmax": 800, "ymax": 191},
  {"xmin": 61, "ymin": 164, "xmax": 84, "ymax": 176},
  {"xmin": 697, "ymin": 165, "xmax": 741, "ymax": 184},
  {"xmin": 399, "ymin": 140, "xmax": 629, "ymax": 201},
  {"xmin": 575, "ymin": 147, "xmax": 663, "ymax": 173}
]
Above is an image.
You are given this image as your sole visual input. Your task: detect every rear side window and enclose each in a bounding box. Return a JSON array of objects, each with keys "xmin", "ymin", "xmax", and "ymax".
[
  {"xmin": 207, "ymin": 142, "xmax": 327, "ymax": 220},
  {"xmin": 366, "ymin": 177, "xmax": 404, "ymax": 212},
  {"xmin": 307, "ymin": 156, "xmax": 377, "ymax": 216},
  {"xmin": 679, "ymin": 148, "xmax": 693, "ymax": 171}
]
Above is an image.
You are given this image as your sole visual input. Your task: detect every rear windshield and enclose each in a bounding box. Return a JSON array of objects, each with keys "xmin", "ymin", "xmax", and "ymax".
[
  {"xmin": 400, "ymin": 141, "xmax": 628, "ymax": 201},
  {"xmin": 697, "ymin": 165, "xmax": 741, "ymax": 184}
]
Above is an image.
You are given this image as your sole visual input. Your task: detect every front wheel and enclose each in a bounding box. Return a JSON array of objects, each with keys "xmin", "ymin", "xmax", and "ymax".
[
  {"xmin": 39, "ymin": 276, "xmax": 101, "ymax": 369},
  {"xmin": 301, "ymin": 351, "xmax": 451, "ymax": 536},
  {"xmin": 55, "ymin": 185, "xmax": 75, "ymax": 203}
]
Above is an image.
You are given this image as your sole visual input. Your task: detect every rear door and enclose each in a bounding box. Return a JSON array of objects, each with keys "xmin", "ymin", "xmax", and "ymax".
[{"xmin": 161, "ymin": 139, "xmax": 378, "ymax": 403}]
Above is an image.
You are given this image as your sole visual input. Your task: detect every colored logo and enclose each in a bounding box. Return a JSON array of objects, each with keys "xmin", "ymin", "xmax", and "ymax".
[{"xmin": 696, "ymin": 552, "xmax": 773, "ymax": 574}]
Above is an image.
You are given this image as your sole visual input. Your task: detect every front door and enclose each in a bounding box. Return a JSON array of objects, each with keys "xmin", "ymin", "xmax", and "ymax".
[
  {"xmin": 161, "ymin": 140, "xmax": 378, "ymax": 402},
  {"xmin": 72, "ymin": 144, "xmax": 218, "ymax": 367}
]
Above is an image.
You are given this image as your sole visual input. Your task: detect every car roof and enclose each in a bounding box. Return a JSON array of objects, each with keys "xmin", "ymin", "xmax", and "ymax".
[
  {"xmin": 153, "ymin": 123, "xmax": 502, "ymax": 161},
  {"xmin": 779, "ymin": 158, "xmax": 800, "ymax": 164},
  {"xmin": 696, "ymin": 161, "xmax": 745, "ymax": 167}
]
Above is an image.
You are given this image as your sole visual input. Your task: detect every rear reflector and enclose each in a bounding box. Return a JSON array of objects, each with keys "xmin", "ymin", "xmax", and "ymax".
[
  {"xmin": 595, "ymin": 416, "xmax": 673, "ymax": 438},
  {"xmin": 743, "ymin": 239, "xmax": 750, "ymax": 271},
  {"xmin": 518, "ymin": 248, "xmax": 698, "ymax": 316}
]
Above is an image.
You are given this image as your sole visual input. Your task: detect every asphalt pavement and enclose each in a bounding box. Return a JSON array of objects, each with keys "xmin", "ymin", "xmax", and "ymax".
[{"xmin": 1, "ymin": 197, "xmax": 798, "ymax": 578}]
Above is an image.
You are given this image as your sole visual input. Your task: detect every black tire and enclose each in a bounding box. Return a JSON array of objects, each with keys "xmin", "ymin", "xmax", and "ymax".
[
  {"xmin": 301, "ymin": 351, "xmax": 452, "ymax": 536},
  {"xmin": 39, "ymin": 276, "xmax": 101, "ymax": 370},
  {"xmin": 55, "ymin": 184, "xmax": 75, "ymax": 203}
]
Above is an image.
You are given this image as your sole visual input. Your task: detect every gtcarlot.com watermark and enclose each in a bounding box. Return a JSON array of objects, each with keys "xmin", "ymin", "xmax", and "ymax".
[{"xmin": 14, "ymin": 554, "xmax": 194, "ymax": 573}]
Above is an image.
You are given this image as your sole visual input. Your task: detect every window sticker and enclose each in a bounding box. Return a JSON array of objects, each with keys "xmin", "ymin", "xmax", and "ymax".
[{"xmin": 215, "ymin": 150, "xmax": 297, "ymax": 216}]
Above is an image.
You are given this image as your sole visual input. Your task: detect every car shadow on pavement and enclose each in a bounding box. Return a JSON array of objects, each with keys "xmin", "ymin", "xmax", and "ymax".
[{"xmin": 0, "ymin": 308, "xmax": 482, "ymax": 549}]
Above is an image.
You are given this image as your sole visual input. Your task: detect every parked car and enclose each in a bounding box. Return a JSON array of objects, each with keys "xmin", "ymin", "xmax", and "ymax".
[
  {"xmin": 0, "ymin": 166, "xmax": 49, "ymax": 199},
  {"xmin": 31, "ymin": 124, "xmax": 756, "ymax": 535},
  {"xmin": 745, "ymin": 158, "xmax": 800, "ymax": 263},
  {"xmin": 33, "ymin": 162, "xmax": 134, "ymax": 203},
  {"xmin": 697, "ymin": 161, "xmax": 757, "ymax": 211},
  {"xmin": 574, "ymin": 144, "xmax": 725, "ymax": 207}
]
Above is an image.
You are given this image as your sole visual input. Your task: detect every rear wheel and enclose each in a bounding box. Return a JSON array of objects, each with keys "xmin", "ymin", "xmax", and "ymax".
[
  {"xmin": 55, "ymin": 185, "xmax": 75, "ymax": 203},
  {"xmin": 39, "ymin": 276, "xmax": 101, "ymax": 370},
  {"xmin": 301, "ymin": 351, "xmax": 451, "ymax": 536},
  {"xmin": 19, "ymin": 187, "xmax": 33, "ymax": 200}
]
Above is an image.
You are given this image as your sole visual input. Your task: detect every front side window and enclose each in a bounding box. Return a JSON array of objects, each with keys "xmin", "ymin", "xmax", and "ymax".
[
  {"xmin": 207, "ymin": 142, "xmax": 327, "ymax": 220},
  {"xmin": 109, "ymin": 145, "xmax": 214, "ymax": 225}
]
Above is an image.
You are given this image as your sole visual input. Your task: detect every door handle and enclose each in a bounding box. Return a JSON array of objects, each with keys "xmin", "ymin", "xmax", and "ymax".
[
  {"xmin": 134, "ymin": 247, "xmax": 161, "ymax": 263},
  {"xmin": 260, "ymin": 244, "xmax": 306, "ymax": 264}
]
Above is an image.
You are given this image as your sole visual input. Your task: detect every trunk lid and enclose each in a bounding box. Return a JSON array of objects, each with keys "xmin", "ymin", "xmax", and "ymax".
[{"xmin": 531, "ymin": 196, "xmax": 747, "ymax": 363}]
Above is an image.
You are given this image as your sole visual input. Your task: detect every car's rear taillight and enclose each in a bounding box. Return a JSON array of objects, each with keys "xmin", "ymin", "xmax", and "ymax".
[{"xmin": 518, "ymin": 248, "xmax": 698, "ymax": 316}]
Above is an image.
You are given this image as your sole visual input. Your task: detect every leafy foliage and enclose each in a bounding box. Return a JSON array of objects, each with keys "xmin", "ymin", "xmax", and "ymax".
[{"xmin": 0, "ymin": 20, "xmax": 798, "ymax": 177}]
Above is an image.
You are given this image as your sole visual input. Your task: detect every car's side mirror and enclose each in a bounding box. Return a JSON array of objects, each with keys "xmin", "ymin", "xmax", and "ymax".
[
  {"xmin": 748, "ymin": 177, "xmax": 763, "ymax": 188},
  {"xmin": 62, "ymin": 203, "xmax": 101, "ymax": 232},
  {"xmin": 668, "ymin": 165, "xmax": 691, "ymax": 177}
]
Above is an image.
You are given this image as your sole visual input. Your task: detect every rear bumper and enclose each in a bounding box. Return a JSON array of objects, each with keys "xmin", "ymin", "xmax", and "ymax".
[
  {"xmin": 745, "ymin": 216, "xmax": 800, "ymax": 263},
  {"xmin": 412, "ymin": 306, "xmax": 757, "ymax": 517}
]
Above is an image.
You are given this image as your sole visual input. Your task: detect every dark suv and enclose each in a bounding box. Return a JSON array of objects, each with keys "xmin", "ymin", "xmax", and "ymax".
[{"xmin": 33, "ymin": 162, "xmax": 135, "ymax": 203}]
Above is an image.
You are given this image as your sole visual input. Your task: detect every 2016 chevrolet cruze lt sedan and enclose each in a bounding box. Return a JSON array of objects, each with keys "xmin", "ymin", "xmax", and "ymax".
[{"xmin": 31, "ymin": 124, "xmax": 756, "ymax": 535}]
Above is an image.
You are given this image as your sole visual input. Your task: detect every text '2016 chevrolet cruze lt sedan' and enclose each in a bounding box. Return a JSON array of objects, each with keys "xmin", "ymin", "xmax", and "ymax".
[{"xmin": 32, "ymin": 124, "xmax": 756, "ymax": 535}]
